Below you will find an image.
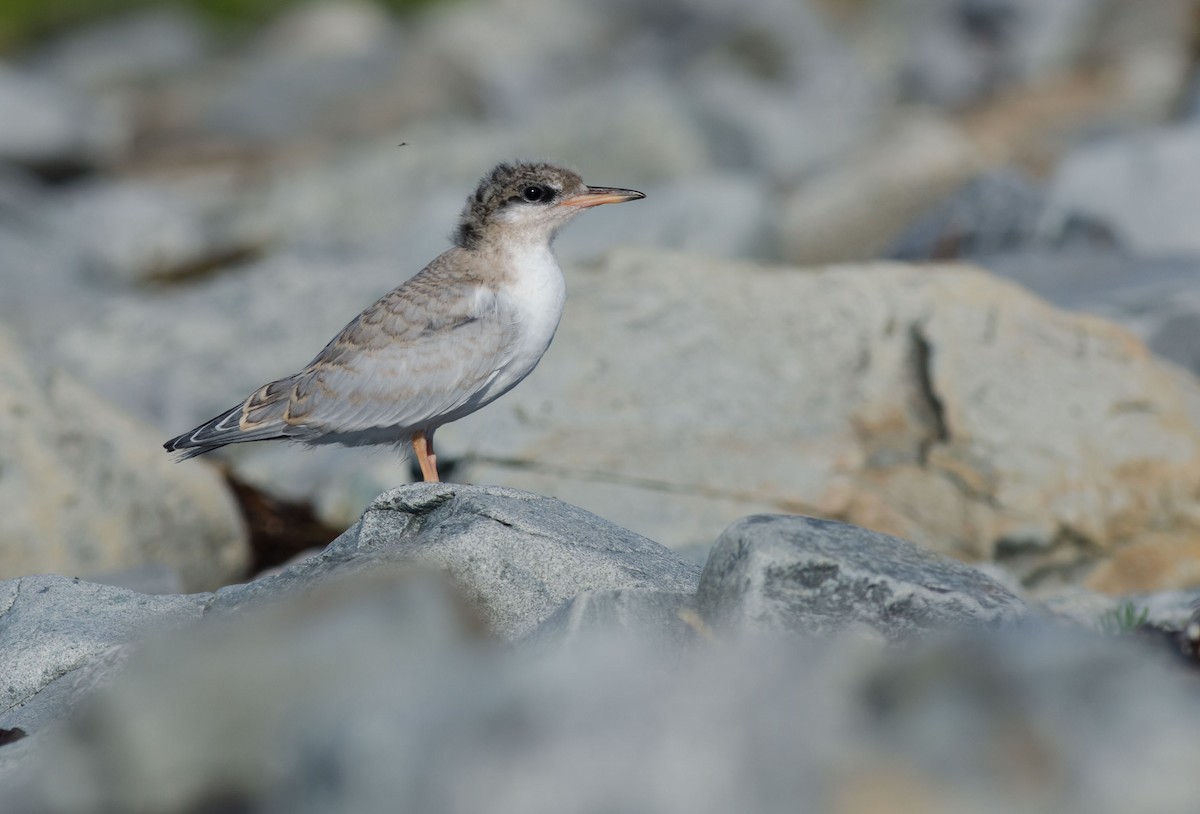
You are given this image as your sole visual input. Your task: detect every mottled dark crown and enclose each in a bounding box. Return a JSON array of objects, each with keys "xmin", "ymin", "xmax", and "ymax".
[{"xmin": 454, "ymin": 161, "xmax": 584, "ymax": 249}]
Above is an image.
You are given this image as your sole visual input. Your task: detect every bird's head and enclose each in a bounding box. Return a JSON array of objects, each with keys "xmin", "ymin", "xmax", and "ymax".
[{"xmin": 454, "ymin": 161, "xmax": 644, "ymax": 250}]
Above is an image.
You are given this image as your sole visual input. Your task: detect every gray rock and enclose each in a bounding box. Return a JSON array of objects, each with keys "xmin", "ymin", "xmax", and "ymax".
[
  {"xmin": 526, "ymin": 588, "xmax": 700, "ymax": 651},
  {"xmin": 855, "ymin": 629, "xmax": 1200, "ymax": 814},
  {"xmin": 0, "ymin": 483, "xmax": 700, "ymax": 745},
  {"xmin": 8, "ymin": 577, "xmax": 1200, "ymax": 814},
  {"xmin": 845, "ymin": 0, "xmax": 1190, "ymax": 120},
  {"xmin": 887, "ymin": 169, "xmax": 1116, "ymax": 260},
  {"xmin": 238, "ymin": 74, "xmax": 713, "ymax": 257},
  {"xmin": 556, "ymin": 172, "xmax": 778, "ymax": 262},
  {"xmin": 211, "ymin": 483, "xmax": 703, "ymax": 640},
  {"xmin": 29, "ymin": 7, "xmax": 211, "ymax": 89},
  {"xmin": 1038, "ymin": 585, "xmax": 1200, "ymax": 630},
  {"xmin": 83, "ymin": 563, "xmax": 185, "ymax": 596},
  {"xmin": 194, "ymin": 45, "xmax": 402, "ymax": 146},
  {"xmin": 0, "ymin": 575, "xmax": 206, "ymax": 734},
  {"xmin": 982, "ymin": 251, "xmax": 1200, "ymax": 379},
  {"xmin": 504, "ymin": 74, "xmax": 716, "ymax": 185},
  {"xmin": 449, "ymin": 251, "xmax": 1200, "ymax": 585},
  {"xmin": 895, "ymin": 0, "xmax": 1102, "ymax": 108},
  {"xmin": 0, "ymin": 327, "xmax": 250, "ymax": 592},
  {"xmin": 0, "ymin": 64, "xmax": 126, "ymax": 173},
  {"xmin": 145, "ymin": 1, "xmax": 405, "ymax": 146},
  {"xmin": 4, "ymin": 571, "xmax": 478, "ymax": 812},
  {"xmin": 779, "ymin": 115, "xmax": 982, "ymax": 265},
  {"xmin": 53, "ymin": 250, "xmax": 1200, "ymax": 589},
  {"xmin": 0, "ymin": 170, "xmax": 97, "ymax": 354},
  {"xmin": 1042, "ymin": 125, "xmax": 1200, "ymax": 258},
  {"xmin": 678, "ymin": 0, "xmax": 884, "ymax": 179},
  {"xmin": 697, "ymin": 515, "xmax": 1031, "ymax": 639},
  {"xmin": 48, "ymin": 178, "xmax": 270, "ymax": 284}
]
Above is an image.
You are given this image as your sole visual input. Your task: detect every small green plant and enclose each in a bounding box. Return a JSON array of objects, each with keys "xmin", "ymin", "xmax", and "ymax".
[
  {"xmin": 1097, "ymin": 601, "xmax": 1149, "ymax": 635},
  {"xmin": 0, "ymin": 0, "xmax": 442, "ymax": 52}
]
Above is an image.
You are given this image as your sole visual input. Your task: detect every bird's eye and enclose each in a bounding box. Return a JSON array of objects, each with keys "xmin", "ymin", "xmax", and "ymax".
[{"xmin": 521, "ymin": 185, "xmax": 549, "ymax": 203}]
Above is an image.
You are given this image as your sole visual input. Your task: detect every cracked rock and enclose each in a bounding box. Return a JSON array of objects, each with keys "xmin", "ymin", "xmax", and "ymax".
[
  {"xmin": 44, "ymin": 243, "xmax": 1200, "ymax": 590},
  {"xmin": 448, "ymin": 251, "xmax": 1200, "ymax": 591}
]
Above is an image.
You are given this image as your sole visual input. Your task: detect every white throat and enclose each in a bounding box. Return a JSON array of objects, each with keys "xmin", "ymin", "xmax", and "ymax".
[{"xmin": 501, "ymin": 239, "xmax": 567, "ymax": 334}]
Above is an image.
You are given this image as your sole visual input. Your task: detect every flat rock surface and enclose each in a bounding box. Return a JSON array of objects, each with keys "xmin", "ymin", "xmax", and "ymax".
[{"xmin": 697, "ymin": 515, "xmax": 1031, "ymax": 639}]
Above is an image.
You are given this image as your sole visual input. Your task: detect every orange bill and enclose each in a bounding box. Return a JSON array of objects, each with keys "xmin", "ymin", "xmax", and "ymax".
[{"xmin": 560, "ymin": 186, "xmax": 646, "ymax": 208}]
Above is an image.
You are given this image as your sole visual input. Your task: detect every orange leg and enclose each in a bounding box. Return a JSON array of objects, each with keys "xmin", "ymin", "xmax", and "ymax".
[{"xmin": 412, "ymin": 430, "xmax": 439, "ymax": 482}]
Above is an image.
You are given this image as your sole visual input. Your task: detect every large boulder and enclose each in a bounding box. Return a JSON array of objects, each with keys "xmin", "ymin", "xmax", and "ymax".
[
  {"xmin": 0, "ymin": 328, "xmax": 249, "ymax": 592},
  {"xmin": 452, "ymin": 251, "xmax": 1200, "ymax": 591}
]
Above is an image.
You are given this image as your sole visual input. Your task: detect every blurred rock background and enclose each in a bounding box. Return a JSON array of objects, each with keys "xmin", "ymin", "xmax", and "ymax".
[{"xmin": 3, "ymin": 0, "xmax": 1200, "ymax": 598}]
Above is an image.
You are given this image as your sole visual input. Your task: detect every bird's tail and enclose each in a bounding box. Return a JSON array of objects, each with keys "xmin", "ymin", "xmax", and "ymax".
[{"xmin": 163, "ymin": 378, "xmax": 296, "ymax": 459}]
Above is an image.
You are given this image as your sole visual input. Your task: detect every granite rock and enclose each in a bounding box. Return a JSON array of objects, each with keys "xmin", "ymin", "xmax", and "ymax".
[
  {"xmin": 210, "ymin": 483, "xmax": 703, "ymax": 640},
  {"xmin": 526, "ymin": 588, "xmax": 700, "ymax": 651},
  {"xmin": 0, "ymin": 575, "xmax": 206, "ymax": 735},
  {"xmin": 697, "ymin": 515, "xmax": 1031, "ymax": 640},
  {"xmin": 0, "ymin": 483, "xmax": 701, "ymax": 746}
]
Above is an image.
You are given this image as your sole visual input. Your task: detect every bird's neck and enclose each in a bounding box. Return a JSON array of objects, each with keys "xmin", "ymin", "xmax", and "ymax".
[{"xmin": 477, "ymin": 234, "xmax": 561, "ymax": 286}]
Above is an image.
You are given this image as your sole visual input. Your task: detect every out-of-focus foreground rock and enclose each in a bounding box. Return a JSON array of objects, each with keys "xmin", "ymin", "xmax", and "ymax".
[{"xmin": 2, "ymin": 487, "xmax": 1197, "ymax": 814}]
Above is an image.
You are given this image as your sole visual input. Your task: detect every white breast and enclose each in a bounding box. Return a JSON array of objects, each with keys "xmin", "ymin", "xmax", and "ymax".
[{"xmin": 480, "ymin": 242, "xmax": 566, "ymax": 403}]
